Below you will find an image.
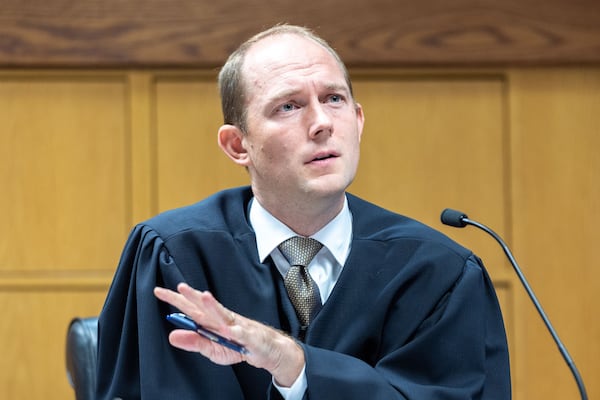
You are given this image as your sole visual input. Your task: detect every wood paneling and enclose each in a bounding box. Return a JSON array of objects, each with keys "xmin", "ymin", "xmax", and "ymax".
[
  {"xmin": 0, "ymin": 68, "xmax": 597, "ymax": 400},
  {"xmin": 509, "ymin": 68, "xmax": 600, "ymax": 400},
  {"xmin": 350, "ymin": 73, "xmax": 511, "ymax": 278},
  {"xmin": 0, "ymin": 75, "xmax": 131, "ymax": 271},
  {"xmin": 154, "ymin": 73, "xmax": 248, "ymax": 212},
  {"xmin": 0, "ymin": 74, "xmax": 131, "ymax": 398},
  {"xmin": 1, "ymin": 0, "xmax": 599, "ymax": 67},
  {"xmin": 0, "ymin": 289, "xmax": 108, "ymax": 399}
]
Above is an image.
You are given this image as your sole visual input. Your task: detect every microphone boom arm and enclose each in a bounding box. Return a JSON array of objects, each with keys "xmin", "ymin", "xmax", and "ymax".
[{"xmin": 457, "ymin": 213, "xmax": 588, "ymax": 400}]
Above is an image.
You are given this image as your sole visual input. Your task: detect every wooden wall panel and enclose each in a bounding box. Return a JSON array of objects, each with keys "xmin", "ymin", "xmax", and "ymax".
[
  {"xmin": 154, "ymin": 74, "xmax": 248, "ymax": 212},
  {"xmin": 0, "ymin": 289, "xmax": 108, "ymax": 399},
  {"xmin": 0, "ymin": 75, "xmax": 131, "ymax": 271},
  {"xmin": 509, "ymin": 68, "xmax": 600, "ymax": 400},
  {"xmin": 1, "ymin": 68, "xmax": 598, "ymax": 400},
  {"xmin": 350, "ymin": 73, "xmax": 511, "ymax": 276}
]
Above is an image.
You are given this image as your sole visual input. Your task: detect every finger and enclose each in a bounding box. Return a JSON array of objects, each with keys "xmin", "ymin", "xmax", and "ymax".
[
  {"xmin": 173, "ymin": 284, "xmax": 221, "ymax": 327},
  {"xmin": 175, "ymin": 282, "xmax": 205, "ymax": 304},
  {"xmin": 156, "ymin": 284, "xmax": 232, "ymax": 336},
  {"xmin": 153, "ymin": 286, "xmax": 200, "ymax": 317},
  {"xmin": 169, "ymin": 327, "xmax": 246, "ymax": 365},
  {"xmin": 178, "ymin": 284, "xmax": 237, "ymax": 328}
]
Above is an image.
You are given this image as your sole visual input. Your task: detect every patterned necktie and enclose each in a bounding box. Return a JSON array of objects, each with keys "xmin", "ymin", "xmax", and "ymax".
[{"xmin": 278, "ymin": 236, "xmax": 324, "ymax": 329}]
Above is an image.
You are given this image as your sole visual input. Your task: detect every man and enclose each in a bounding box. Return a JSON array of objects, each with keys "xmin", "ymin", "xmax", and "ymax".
[{"xmin": 97, "ymin": 24, "xmax": 511, "ymax": 399}]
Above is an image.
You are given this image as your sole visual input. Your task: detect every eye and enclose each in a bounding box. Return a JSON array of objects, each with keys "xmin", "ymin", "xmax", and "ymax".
[
  {"xmin": 276, "ymin": 103, "xmax": 298, "ymax": 113},
  {"xmin": 327, "ymin": 94, "xmax": 345, "ymax": 104}
]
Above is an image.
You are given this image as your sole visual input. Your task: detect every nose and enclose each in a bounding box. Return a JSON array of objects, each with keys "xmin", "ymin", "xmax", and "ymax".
[{"xmin": 307, "ymin": 101, "xmax": 333, "ymax": 139}]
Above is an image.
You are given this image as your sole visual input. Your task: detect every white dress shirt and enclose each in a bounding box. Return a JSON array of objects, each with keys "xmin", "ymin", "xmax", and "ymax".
[{"xmin": 249, "ymin": 196, "xmax": 353, "ymax": 400}]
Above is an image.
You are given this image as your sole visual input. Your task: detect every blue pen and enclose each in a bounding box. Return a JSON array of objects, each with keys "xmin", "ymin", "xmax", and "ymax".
[{"xmin": 166, "ymin": 312, "xmax": 249, "ymax": 355}]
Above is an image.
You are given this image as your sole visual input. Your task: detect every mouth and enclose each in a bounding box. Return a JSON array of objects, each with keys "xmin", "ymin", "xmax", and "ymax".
[{"xmin": 308, "ymin": 151, "xmax": 339, "ymax": 163}]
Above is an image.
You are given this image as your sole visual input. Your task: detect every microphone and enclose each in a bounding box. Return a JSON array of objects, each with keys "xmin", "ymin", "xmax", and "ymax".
[
  {"xmin": 440, "ymin": 208, "xmax": 469, "ymax": 227},
  {"xmin": 440, "ymin": 208, "xmax": 588, "ymax": 400}
]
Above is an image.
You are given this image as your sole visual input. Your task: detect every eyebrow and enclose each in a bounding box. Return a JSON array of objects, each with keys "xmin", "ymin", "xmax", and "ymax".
[
  {"xmin": 268, "ymin": 83, "xmax": 350, "ymax": 104},
  {"xmin": 325, "ymin": 83, "xmax": 349, "ymax": 92},
  {"xmin": 267, "ymin": 88, "xmax": 301, "ymax": 104}
]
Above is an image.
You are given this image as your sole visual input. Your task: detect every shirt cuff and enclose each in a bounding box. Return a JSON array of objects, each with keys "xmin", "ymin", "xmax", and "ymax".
[{"xmin": 273, "ymin": 364, "xmax": 307, "ymax": 400}]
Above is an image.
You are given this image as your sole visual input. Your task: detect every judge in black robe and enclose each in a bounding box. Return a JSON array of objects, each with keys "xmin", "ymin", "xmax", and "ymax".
[{"xmin": 96, "ymin": 186, "xmax": 511, "ymax": 399}]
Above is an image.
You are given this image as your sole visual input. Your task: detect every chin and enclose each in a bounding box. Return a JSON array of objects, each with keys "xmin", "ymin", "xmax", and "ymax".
[{"xmin": 305, "ymin": 178, "xmax": 351, "ymax": 198}]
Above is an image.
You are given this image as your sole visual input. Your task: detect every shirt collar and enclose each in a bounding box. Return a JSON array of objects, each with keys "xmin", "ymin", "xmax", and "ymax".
[{"xmin": 249, "ymin": 196, "xmax": 352, "ymax": 266}]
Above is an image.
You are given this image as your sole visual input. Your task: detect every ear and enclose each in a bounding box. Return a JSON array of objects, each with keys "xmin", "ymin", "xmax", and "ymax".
[
  {"xmin": 218, "ymin": 124, "xmax": 250, "ymax": 167},
  {"xmin": 355, "ymin": 102, "xmax": 365, "ymax": 142}
]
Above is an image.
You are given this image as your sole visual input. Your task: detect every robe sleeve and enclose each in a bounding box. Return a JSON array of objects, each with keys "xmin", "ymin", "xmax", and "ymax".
[
  {"xmin": 302, "ymin": 255, "xmax": 511, "ymax": 400},
  {"xmin": 95, "ymin": 225, "xmax": 247, "ymax": 400}
]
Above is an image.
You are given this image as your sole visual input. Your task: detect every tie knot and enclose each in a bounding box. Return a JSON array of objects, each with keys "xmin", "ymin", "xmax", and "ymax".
[{"xmin": 278, "ymin": 236, "xmax": 323, "ymax": 267}]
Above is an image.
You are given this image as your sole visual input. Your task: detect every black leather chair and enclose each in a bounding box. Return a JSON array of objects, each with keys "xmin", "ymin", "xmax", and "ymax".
[{"xmin": 66, "ymin": 316, "xmax": 99, "ymax": 400}]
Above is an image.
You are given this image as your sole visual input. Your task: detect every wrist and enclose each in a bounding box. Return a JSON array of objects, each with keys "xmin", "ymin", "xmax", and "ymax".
[{"xmin": 270, "ymin": 334, "xmax": 305, "ymax": 387}]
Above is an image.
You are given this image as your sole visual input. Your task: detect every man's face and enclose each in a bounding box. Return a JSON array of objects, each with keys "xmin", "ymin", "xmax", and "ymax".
[{"xmin": 239, "ymin": 34, "xmax": 364, "ymax": 208}]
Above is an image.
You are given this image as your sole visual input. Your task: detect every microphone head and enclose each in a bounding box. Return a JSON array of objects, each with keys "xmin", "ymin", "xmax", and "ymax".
[{"xmin": 440, "ymin": 208, "xmax": 469, "ymax": 228}]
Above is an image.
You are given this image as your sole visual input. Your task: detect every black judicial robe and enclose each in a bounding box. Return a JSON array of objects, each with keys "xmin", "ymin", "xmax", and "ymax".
[{"xmin": 96, "ymin": 186, "xmax": 511, "ymax": 399}]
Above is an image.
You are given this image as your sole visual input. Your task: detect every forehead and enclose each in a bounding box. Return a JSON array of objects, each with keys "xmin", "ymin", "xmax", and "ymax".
[{"xmin": 241, "ymin": 34, "xmax": 347, "ymax": 93}]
